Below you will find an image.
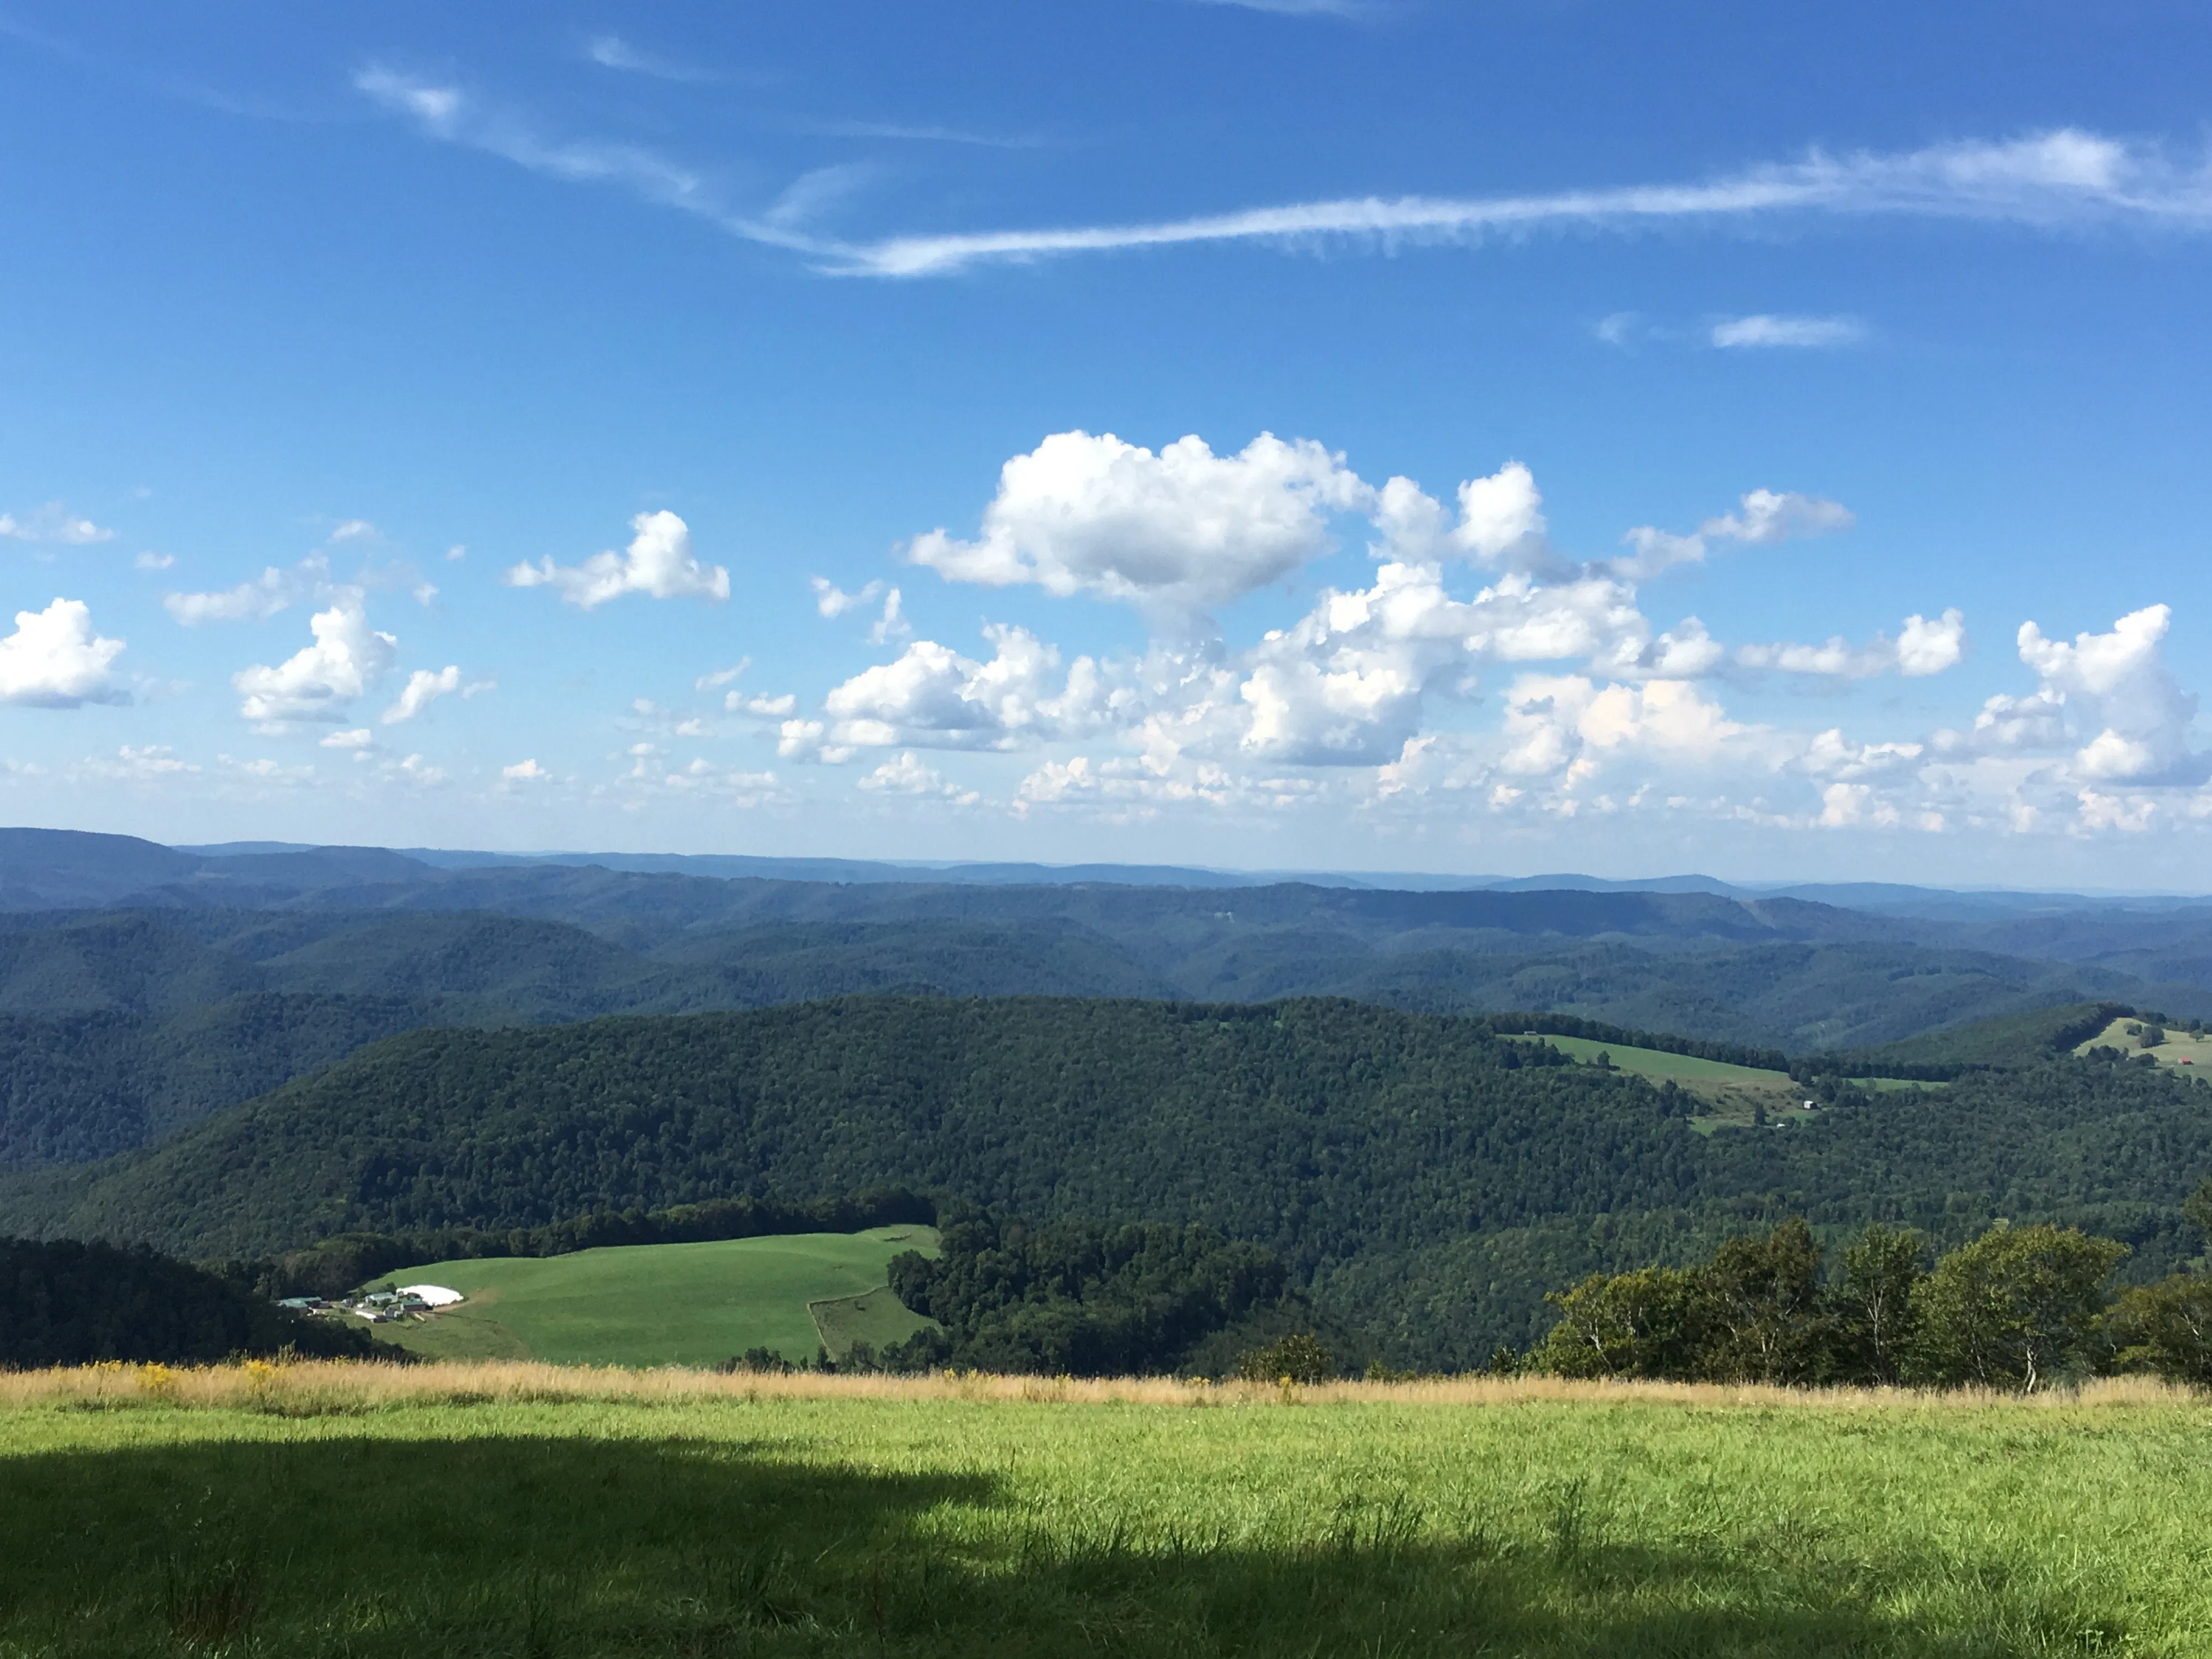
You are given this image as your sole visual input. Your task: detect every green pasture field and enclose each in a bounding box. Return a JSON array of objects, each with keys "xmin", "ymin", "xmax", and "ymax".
[
  {"xmin": 1, "ymin": 1372, "xmax": 2209, "ymax": 1657},
  {"xmin": 1512, "ymin": 1035, "xmax": 1942, "ymax": 1133},
  {"xmin": 367, "ymin": 1226, "xmax": 939, "ymax": 1368},
  {"xmin": 2077, "ymin": 1014, "xmax": 2212, "ymax": 1079},
  {"xmin": 1514, "ymin": 1034, "xmax": 1784, "ymax": 1084},
  {"xmin": 809, "ymin": 1284, "xmax": 935, "ymax": 1361},
  {"xmin": 1510, "ymin": 1034, "xmax": 1814, "ymax": 1132}
]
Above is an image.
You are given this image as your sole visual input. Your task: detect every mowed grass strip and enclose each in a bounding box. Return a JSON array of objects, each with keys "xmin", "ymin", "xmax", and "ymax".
[
  {"xmin": 369, "ymin": 1225, "xmax": 939, "ymax": 1367},
  {"xmin": 0, "ymin": 1367, "xmax": 2205, "ymax": 1657},
  {"xmin": 1512, "ymin": 1034, "xmax": 1789, "ymax": 1085}
]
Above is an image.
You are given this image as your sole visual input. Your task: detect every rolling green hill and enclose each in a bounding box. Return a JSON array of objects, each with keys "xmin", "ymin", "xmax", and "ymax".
[
  {"xmin": 1820, "ymin": 1000, "xmax": 2133, "ymax": 1075},
  {"xmin": 0, "ymin": 993, "xmax": 442, "ymax": 1169},
  {"xmin": 3, "ymin": 899, "xmax": 2204, "ymax": 1176},
  {"xmin": 10, "ymin": 995, "xmax": 2211, "ymax": 1365},
  {"xmin": 369, "ymin": 1226, "xmax": 940, "ymax": 1367}
]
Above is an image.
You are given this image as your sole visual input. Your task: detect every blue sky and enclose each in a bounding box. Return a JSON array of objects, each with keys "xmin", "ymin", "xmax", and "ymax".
[{"xmin": 4, "ymin": 0, "xmax": 2210, "ymax": 882}]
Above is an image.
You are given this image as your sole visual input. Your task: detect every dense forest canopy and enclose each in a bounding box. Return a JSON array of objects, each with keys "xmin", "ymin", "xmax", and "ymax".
[
  {"xmin": 8, "ymin": 995, "xmax": 2208, "ymax": 1367},
  {"xmin": 0, "ymin": 1237, "xmax": 376, "ymax": 1366},
  {"xmin": 5, "ymin": 821, "xmax": 2212, "ymax": 1178}
]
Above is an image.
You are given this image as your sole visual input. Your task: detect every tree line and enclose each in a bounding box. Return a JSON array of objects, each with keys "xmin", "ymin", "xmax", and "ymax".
[
  {"xmin": 875, "ymin": 1205, "xmax": 1322, "ymax": 1377},
  {"xmin": 1521, "ymin": 1186, "xmax": 2212, "ymax": 1390},
  {"xmin": 0, "ymin": 1237, "xmax": 379, "ymax": 1367}
]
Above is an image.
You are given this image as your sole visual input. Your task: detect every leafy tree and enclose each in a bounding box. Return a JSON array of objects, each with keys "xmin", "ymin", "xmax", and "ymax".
[
  {"xmin": 1699, "ymin": 1218, "xmax": 1832, "ymax": 1384},
  {"xmin": 2184, "ymin": 1177, "xmax": 2212, "ymax": 1242},
  {"xmin": 1832, "ymin": 1224, "xmax": 1928, "ymax": 1385},
  {"xmin": 1908, "ymin": 1223, "xmax": 2128, "ymax": 1391},
  {"xmin": 2102, "ymin": 1274, "xmax": 2212, "ymax": 1384},
  {"xmin": 1531, "ymin": 1266, "xmax": 1709, "ymax": 1380}
]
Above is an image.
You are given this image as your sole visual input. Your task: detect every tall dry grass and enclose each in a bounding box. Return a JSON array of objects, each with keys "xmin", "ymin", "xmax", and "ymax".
[{"xmin": 0, "ymin": 1357, "xmax": 2194, "ymax": 1414}]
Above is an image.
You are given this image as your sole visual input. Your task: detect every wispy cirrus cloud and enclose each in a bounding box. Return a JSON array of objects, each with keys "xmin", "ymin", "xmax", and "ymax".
[
  {"xmin": 583, "ymin": 35, "xmax": 724, "ymax": 84},
  {"xmin": 351, "ymin": 78, "xmax": 2212, "ymax": 283},
  {"xmin": 1184, "ymin": 0, "xmax": 1372, "ymax": 14},
  {"xmin": 832, "ymin": 128, "xmax": 2212, "ymax": 276},
  {"xmin": 354, "ymin": 66, "xmax": 816, "ymax": 249},
  {"xmin": 1711, "ymin": 313, "xmax": 1870, "ymax": 348},
  {"xmin": 792, "ymin": 117, "xmax": 1042, "ymax": 150}
]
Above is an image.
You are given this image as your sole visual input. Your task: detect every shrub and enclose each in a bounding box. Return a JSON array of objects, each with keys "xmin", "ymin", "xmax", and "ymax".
[
  {"xmin": 1237, "ymin": 1333, "xmax": 1334, "ymax": 1383},
  {"xmin": 716, "ymin": 1347, "xmax": 796, "ymax": 1375}
]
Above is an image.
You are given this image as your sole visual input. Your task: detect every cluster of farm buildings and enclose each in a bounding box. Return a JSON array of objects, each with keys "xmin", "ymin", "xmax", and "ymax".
[{"xmin": 278, "ymin": 1284, "xmax": 465, "ymax": 1324}]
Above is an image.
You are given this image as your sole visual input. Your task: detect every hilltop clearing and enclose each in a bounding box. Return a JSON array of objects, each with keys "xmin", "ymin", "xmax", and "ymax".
[
  {"xmin": 1505, "ymin": 1034, "xmax": 1814, "ymax": 1128},
  {"xmin": 2075, "ymin": 1013, "xmax": 2212, "ymax": 1075}
]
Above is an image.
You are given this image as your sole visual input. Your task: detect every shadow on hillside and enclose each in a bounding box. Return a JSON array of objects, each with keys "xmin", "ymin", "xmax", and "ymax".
[{"xmin": 0, "ymin": 1434, "xmax": 2128, "ymax": 1657}]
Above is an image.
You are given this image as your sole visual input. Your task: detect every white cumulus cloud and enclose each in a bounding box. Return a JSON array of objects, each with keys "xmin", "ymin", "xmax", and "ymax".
[
  {"xmin": 231, "ymin": 593, "xmax": 396, "ymax": 726},
  {"xmin": 857, "ymin": 752, "xmax": 980, "ymax": 803},
  {"xmin": 811, "ymin": 577, "xmax": 882, "ymax": 618},
  {"xmin": 2015, "ymin": 603, "xmax": 2204, "ymax": 783},
  {"xmin": 506, "ymin": 510, "xmax": 729, "ymax": 608},
  {"xmin": 381, "ymin": 665, "xmax": 462, "ymax": 724},
  {"xmin": 815, "ymin": 625, "xmax": 1093, "ymax": 755},
  {"xmin": 905, "ymin": 430, "xmax": 1369, "ymax": 622},
  {"xmin": 1737, "ymin": 609, "xmax": 1965, "ymax": 678},
  {"xmin": 0, "ymin": 599, "xmax": 128, "ymax": 707}
]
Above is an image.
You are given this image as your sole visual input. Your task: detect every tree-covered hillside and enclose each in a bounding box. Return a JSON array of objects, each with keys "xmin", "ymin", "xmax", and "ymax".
[
  {"xmin": 0, "ymin": 994, "xmax": 441, "ymax": 1169},
  {"xmin": 2, "ymin": 894, "xmax": 2204, "ymax": 1177},
  {"xmin": 0, "ymin": 1237, "xmax": 376, "ymax": 1365},
  {"xmin": 8, "ymin": 996, "xmax": 2208, "ymax": 1366}
]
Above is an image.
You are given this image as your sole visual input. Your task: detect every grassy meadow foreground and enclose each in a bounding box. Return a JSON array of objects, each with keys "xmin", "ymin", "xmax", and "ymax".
[{"xmin": 1, "ymin": 1364, "xmax": 2207, "ymax": 1657}]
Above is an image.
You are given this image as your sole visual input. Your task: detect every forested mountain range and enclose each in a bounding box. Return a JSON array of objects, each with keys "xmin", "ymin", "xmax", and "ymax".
[
  {"xmin": 4, "ymin": 995, "xmax": 2204, "ymax": 1367},
  {"xmin": 4, "ymin": 828, "xmax": 2212, "ymax": 1174}
]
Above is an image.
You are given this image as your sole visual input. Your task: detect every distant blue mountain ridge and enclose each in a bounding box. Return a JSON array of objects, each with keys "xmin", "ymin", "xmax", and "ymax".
[{"xmin": 168, "ymin": 836, "xmax": 2208, "ymax": 917}]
